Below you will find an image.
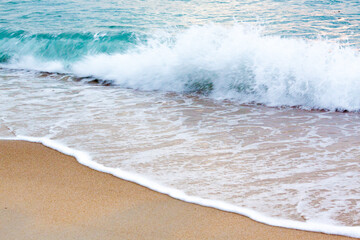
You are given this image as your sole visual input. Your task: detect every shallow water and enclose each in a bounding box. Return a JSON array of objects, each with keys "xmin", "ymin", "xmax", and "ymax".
[
  {"xmin": 1, "ymin": 69, "xmax": 360, "ymax": 230},
  {"xmin": 1, "ymin": 0, "xmax": 360, "ymax": 237}
]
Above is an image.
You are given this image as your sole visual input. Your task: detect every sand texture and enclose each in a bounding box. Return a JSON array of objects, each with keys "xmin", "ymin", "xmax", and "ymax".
[{"xmin": 0, "ymin": 140, "xmax": 355, "ymax": 240}]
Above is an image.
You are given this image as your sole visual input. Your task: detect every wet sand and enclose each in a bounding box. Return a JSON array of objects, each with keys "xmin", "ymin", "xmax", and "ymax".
[{"xmin": 0, "ymin": 140, "xmax": 355, "ymax": 240}]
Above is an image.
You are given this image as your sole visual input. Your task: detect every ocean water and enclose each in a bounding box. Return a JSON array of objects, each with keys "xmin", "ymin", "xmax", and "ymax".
[{"xmin": 1, "ymin": 0, "xmax": 360, "ymax": 237}]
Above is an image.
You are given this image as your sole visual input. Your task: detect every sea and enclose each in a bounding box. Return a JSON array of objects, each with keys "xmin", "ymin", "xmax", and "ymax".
[{"xmin": 1, "ymin": 0, "xmax": 360, "ymax": 237}]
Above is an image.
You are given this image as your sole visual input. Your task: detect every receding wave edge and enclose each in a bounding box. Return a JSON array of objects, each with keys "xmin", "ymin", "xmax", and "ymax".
[{"xmin": 1, "ymin": 135, "xmax": 359, "ymax": 238}]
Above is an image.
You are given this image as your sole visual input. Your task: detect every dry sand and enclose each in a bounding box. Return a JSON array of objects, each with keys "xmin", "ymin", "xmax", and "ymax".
[{"xmin": 0, "ymin": 140, "xmax": 356, "ymax": 240}]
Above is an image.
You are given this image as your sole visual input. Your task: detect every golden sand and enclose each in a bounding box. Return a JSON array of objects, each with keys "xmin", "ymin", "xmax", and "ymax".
[{"xmin": 0, "ymin": 140, "xmax": 355, "ymax": 239}]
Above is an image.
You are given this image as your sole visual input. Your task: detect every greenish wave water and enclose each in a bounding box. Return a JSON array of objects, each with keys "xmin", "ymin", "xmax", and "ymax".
[
  {"xmin": 1, "ymin": 0, "xmax": 360, "ymax": 65},
  {"xmin": 0, "ymin": 29, "xmax": 141, "ymax": 62}
]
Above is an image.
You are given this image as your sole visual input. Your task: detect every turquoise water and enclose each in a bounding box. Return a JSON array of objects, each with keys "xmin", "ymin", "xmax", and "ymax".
[
  {"xmin": 1, "ymin": 0, "xmax": 360, "ymax": 237},
  {"xmin": 2, "ymin": 1, "xmax": 360, "ymax": 111},
  {"xmin": 1, "ymin": 0, "xmax": 360, "ymax": 63}
]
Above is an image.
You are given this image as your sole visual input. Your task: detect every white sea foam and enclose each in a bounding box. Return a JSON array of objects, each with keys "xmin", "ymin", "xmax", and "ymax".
[
  {"xmin": 5, "ymin": 55, "xmax": 65, "ymax": 73},
  {"xmin": 71, "ymin": 24, "xmax": 360, "ymax": 111},
  {"xmin": 2, "ymin": 24, "xmax": 360, "ymax": 111},
  {"xmin": 1, "ymin": 135, "xmax": 359, "ymax": 238}
]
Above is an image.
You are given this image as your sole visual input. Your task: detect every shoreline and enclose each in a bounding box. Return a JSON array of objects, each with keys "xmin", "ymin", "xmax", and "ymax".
[{"xmin": 0, "ymin": 140, "xmax": 356, "ymax": 239}]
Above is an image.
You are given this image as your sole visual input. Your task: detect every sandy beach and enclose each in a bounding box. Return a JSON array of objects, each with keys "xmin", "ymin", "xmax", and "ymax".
[{"xmin": 0, "ymin": 140, "xmax": 355, "ymax": 240}]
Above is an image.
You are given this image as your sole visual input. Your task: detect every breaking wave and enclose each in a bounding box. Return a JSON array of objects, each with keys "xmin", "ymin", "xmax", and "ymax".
[{"xmin": 2, "ymin": 24, "xmax": 360, "ymax": 111}]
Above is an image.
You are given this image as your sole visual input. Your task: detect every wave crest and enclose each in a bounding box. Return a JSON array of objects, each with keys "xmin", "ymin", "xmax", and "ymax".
[
  {"xmin": 3, "ymin": 24, "xmax": 360, "ymax": 111},
  {"xmin": 72, "ymin": 25, "xmax": 360, "ymax": 111}
]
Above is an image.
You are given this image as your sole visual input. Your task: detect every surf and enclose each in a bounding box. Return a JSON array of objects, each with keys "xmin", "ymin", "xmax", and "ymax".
[{"xmin": 2, "ymin": 24, "xmax": 360, "ymax": 111}]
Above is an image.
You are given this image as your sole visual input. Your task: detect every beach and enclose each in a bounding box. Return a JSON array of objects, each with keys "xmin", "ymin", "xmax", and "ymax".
[
  {"xmin": 0, "ymin": 140, "xmax": 355, "ymax": 240},
  {"xmin": 2, "ymin": 0, "xmax": 360, "ymax": 238}
]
